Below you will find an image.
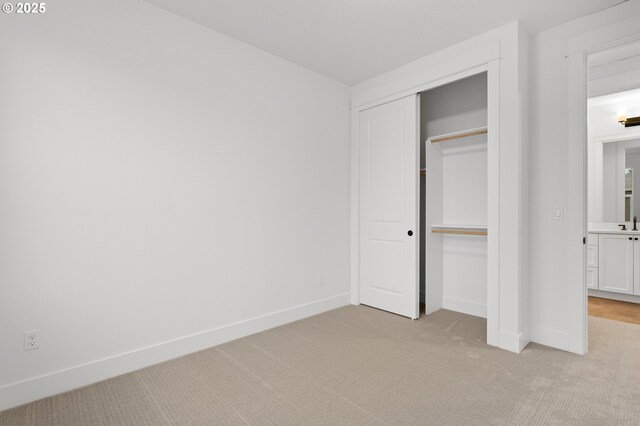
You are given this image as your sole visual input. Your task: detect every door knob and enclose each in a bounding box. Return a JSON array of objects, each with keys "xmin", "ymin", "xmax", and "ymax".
[{"xmin": 408, "ymin": 230, "xmax": 413, "ymax": 236}]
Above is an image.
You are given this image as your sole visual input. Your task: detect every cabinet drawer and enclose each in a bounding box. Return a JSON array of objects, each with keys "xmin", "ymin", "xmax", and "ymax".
[
  {"xmin": 587, "ymin": 267, "xmax": 598, "ymax": 290},
  {"xmin": 587, "ymin": 245, "xmax": 598, "ymax": 268},
  {"xmin": 587, "ymin": 234, "xmax": 598, "ymax": 246}
]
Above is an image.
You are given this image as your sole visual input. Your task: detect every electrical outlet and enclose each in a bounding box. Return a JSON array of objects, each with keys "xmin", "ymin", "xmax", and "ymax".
[
  {"xmin": 24, "ymin": 330, "xmax": 40, "ymax": 351},
  {"xmin": 317, "ymin": 273, "xmax": 325, "ymax": 287}
]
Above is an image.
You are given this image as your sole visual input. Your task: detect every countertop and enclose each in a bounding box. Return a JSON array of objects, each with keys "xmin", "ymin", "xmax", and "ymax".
[
  {"xmin": 588, "ymin": 223, "xmax": 640, "ymax": 235},
  {"xmin": 589, "ymin": 228, "xmax": 640, "ymax": 235}
]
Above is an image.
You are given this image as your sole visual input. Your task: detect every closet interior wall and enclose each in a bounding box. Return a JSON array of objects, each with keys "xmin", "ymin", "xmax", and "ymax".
[{"xmin": 420, "ymin": 72, "xmax": 489, "ymax": 317}]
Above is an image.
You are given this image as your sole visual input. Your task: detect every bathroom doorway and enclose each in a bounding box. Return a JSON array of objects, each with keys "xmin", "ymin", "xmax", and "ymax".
[{"xmin": 585, "ymin": 39, "xmax": 640, "ymax": 338}]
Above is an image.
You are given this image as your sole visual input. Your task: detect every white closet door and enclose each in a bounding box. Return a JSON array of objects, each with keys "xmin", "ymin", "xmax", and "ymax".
[{"xmin": 359, "ymin": 95, "xmax": 419, "ymax": 319}]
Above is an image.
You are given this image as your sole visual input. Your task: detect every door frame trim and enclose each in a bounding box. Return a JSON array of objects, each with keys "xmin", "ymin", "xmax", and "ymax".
[
  {"xmin": 350, "ymin": 43, "xmax": 501, "ymax": 346},
  {"xmin": 567, "ymin": 15, "xmax": 640, "ymax": 355}
]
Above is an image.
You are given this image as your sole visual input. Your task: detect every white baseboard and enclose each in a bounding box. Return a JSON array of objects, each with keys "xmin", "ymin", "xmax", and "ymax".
[
  {"xmin": 530, "ymin": 324, "xmax": 569, "ymax": 352},
  {"xmin": 589, "ymin": 289, "xmax": 640, "ymax": 304},
  {"xmin": 442, "ymin": 296, "xmax": 487, "ymax": 318},
  {"xmin": 0, "ymin": 292, "xmax": 350, "ymax": 412},
  {"xmin": 499, "ymin": 329, "xmax": 530, "ymax": 353}
]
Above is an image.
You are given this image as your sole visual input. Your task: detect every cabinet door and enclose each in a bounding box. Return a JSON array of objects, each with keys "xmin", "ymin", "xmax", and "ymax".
[
  {"xmin": 635, "ymin": 239, "xmax": 640, "ymax": 295},
  {"xmin": 586, "ymin": 245, "xmax": 598, "ymax": 267},
  {"xmin": 586, "ymin": 267, "xmax": 599, "ymax": 290},
  {"xmin": 599, "ymin": 234, "xmax": 634, "ymax": 294}
]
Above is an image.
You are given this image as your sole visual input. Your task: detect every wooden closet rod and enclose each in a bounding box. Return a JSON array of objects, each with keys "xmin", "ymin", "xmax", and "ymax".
[
  {"xmin": 431, "ymin": 129, "xmax": 488, "ymax": 144},
  {"xmin": 431, "ymin": 229, "xmax": 488, "ymax": 236}
]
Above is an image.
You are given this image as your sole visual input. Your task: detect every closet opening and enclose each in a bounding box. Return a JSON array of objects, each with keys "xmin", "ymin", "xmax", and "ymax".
[{"xmin": 419, "ymin": 72, "xmax": 489, "ymax": 329}]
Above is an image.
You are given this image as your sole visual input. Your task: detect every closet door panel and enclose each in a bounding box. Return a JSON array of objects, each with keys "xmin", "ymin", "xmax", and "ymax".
[
  {"xmin": 359, "ymin": 95, "xmax": 419, "ymax": 319},
  {"xmin": 369, "ymin": 111, "xmax": 404, "ymax": 222}
]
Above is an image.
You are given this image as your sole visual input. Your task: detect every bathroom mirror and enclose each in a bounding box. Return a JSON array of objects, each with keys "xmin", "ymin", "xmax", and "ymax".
[
  {"xmin": 590, "ymin": 140, "xmax": 640, "ymax": 223},
  {"xmin": 587, "ymin": 39, "xmax": 640, "ymax": 225},
  {"xmin": 588, "ymin": 100, "xmax": 640, "ymax": 224}
]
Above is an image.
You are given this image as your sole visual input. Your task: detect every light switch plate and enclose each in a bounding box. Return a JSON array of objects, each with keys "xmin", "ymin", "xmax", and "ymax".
[{"xmin": 553, "ymin": 206, "xmax": 564, "ymax": 220}]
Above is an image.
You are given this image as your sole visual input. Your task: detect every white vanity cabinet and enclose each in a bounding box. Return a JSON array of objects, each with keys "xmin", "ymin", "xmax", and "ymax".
[
  {"xmin": 598, "ymin": 234, "xmax": 636, "ymax": 295},
  {"xmin": 586, "ymin": 266, "xmax": 599, "ymax": 290}
]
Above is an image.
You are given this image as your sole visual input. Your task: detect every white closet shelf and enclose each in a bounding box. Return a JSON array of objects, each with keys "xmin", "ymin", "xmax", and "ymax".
[
  {"xmin": 428, "ymin": 126, "xmax": 488, "ymax": 144},
  {"xmin": 431, "ymin": 224, "xmax": 488, "ymax": 236}
]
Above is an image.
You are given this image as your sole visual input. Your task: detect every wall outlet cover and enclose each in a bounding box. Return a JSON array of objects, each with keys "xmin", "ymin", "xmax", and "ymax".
[{"xmin": 24, "ymin": 330, "xmax": 40, "ymax": 351}]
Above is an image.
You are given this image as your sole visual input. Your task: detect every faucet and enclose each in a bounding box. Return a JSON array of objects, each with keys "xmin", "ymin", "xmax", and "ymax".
[{"xmin": 634, "ymin": 216, "xmax": 638, "ymax": 231}]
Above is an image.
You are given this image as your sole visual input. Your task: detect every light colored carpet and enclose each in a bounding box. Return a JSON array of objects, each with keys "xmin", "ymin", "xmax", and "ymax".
[{"xmin": 2, "ymin": 305, "xmax": 640, "ymax": 425}]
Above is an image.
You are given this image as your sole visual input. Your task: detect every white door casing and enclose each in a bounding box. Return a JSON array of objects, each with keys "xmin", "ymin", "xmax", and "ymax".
[
  {"xmin": 568, "ymin": 15, "xmax": 640, "ymax": 355},
  {"xmin": 350, "ymin": 38, "xmax": 510, "ymax": 350},
  {"xmin": 359, "ymin": 95, "xmax": 419, "ymax": 319}
]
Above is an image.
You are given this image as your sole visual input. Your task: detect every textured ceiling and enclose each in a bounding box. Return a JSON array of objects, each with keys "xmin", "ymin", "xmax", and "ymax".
[{"xmin": 145, "ymin": 0, "xmax": 626, "ymax": 85}]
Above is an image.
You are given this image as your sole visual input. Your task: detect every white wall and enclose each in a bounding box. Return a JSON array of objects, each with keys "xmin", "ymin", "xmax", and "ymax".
[
  {"xmin": 529, "ymin": 1, "xmax": 640, "ymax": 350},
  {"xmin": 0, "ymin": 0, "xmax": 350, "ymax": 409},
  {"xmin": 441, "ymin": 142, "xmax": 488, "ymax": 317}
]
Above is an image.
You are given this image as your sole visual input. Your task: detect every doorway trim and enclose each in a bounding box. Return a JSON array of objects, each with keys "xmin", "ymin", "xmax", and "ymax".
[
  {"xmin": 350, "ymin": 41, "xmax": 503, "ymax": 348},
  {"xmin": 567, "ymin": 15, "xmax": 640, "ymax": 355}
]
